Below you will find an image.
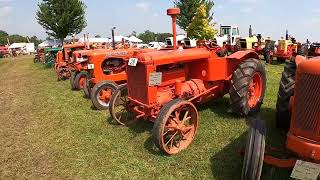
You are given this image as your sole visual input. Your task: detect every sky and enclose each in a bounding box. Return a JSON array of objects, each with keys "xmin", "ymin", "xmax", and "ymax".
[{"xmin": 0, "ymin": 0, "xmax": 320, "ymax": 42}]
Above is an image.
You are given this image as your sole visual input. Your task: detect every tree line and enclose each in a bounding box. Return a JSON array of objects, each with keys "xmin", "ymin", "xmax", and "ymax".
[{"xmin": 0, "ymin": 30, "xmax": 42, "ymax": 46}]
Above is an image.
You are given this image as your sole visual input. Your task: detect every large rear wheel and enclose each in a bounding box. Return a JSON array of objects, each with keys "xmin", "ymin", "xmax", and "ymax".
[
  {"xmin": 264, "ymin": 42, "xmax": 274, "ymax": 64},
  {"xmin": 153, "ymin": 99, "xmax": 199, "ymax": 155},
  {"xmin": 242, "ymin": 117, "xmax": 266, "ymax": 180},
  {"xmin": 276, "ymin": 60, "xmax": 296, "ymax": 131},
  {"xmin": 230, "ymin": 58, "xmax": 266, "ymax": 116},
  {"xmin": 91, "ymin": 81, "xmax": 118, "ymax": 110}
]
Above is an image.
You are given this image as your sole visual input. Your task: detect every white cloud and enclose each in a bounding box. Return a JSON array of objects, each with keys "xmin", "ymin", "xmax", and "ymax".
[
  {"xmin": 240, "ymin": 7, "xmax": 253, "ymax": 13},
  {"xmin": 153, "ymin": 13, "xmax": 159, "ymax": 17},
  {"xmin": 0, "ymin": 6, "xmax": 13, "ymax": 17},
  {"xmin": 135, "ymin": 2, "xmax": 149, "ymax": 12}
]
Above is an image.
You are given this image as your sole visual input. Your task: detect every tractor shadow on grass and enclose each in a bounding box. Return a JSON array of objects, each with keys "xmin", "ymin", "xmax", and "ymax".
[
  {"xmin": 197, "ymin": 96, "xmax": 239, "ymax": 120},
  {"xmin": 210, "ymin": 106, "xmax": 291, "ymax": 180}
]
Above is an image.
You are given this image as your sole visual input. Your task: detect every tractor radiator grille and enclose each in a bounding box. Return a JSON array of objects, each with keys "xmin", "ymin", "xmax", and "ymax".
[
  {"xmin": 293, "ymin": 73, "xmax": 320, "ymax": 136},
  {"xmin": 127, "ymin": 64, "xmax": 148, "ymax": 104}
]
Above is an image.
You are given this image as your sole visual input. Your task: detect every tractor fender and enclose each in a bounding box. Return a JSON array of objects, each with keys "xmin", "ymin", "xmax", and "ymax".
[
  {"xmin": 295, "ymin": 55, "xmax": 306, "ymax": 66},
  {"xmin": 227, "ymin": 50, "xmax": 259, "ymax": 61}
]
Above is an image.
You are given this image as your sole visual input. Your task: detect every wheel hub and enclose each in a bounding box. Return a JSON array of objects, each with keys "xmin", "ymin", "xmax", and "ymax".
[{"xmin": 248, "ymin": 72, "xmax": 263, "ymax": 108}]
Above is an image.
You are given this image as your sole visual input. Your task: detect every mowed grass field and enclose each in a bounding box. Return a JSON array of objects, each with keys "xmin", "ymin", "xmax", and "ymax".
[{"xmin": 0, "ymin": 56, "xmax": 292, "ymax": 179}]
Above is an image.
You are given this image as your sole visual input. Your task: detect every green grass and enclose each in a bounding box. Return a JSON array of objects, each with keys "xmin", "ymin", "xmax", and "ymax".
[{"xmin": 0, "ymin": 56, "xmax": 291, "ymax": 179}]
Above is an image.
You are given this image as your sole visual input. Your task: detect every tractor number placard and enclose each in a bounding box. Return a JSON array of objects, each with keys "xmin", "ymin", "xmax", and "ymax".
[
  {"xmin": 87, "ymin": 64, "xmax": 94, "ymax": 70},
  {"xmin": 291, "ymin": 160, "xmax": 320, "ymax": 180},
  {"xmin": 128, "ymin": 58, "xmax": 138, "ymax": 66},
  {"xmin": 149, "ymin": 72, "xmax": 162, "ymax": 86}
]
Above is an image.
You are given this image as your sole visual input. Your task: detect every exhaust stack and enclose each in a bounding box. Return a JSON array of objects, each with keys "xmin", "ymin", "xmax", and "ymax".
[
  {"xmin": 249, "ymin": 25, "xmax": 253, "ymax": 37},
  {"xmin": 111, "ymin": 27, "xmax": 116, "ymax": 50},
  {"xmin": 167, "ymin": 8, "xmax": 180, "ymax": 49}
]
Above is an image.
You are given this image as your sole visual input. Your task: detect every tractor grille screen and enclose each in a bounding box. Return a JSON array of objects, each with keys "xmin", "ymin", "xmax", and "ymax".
[
  {"xmin": 127, "ymin": 64, "xmax": 148, "ymax": 104},
  {"xmin": 293, "ymin": 73, "xmax": 320, "ymax": 136}
]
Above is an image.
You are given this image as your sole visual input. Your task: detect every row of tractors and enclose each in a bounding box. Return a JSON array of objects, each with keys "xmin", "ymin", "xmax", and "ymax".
[
  {"xmin": 36, "ymin": 7, "xmax": 320, "ymax": 180},
  {"xmin": 216, "ymin": 25, "xmax": 320, "ymax": 65}
]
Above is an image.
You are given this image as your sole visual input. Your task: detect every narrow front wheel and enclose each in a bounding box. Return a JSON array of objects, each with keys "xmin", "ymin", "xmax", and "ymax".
[{"xmin": 153, "ymin": 99, "xmax": 199, "ymax": 155}]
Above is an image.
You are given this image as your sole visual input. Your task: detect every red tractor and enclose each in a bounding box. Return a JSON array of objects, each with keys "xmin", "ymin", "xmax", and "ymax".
[
  {"xmin": 69, "ymin": 48, "xmax": 105, "ymax": 90},
  {"xmin": 109, "ymin": 8, "xmax": 266, "ymax": 155},
  {"xmin": 242, "ymin": 56, "xmax": 320, "ymax": 180},
  {"xmin": 54, "ymin": 41, "xmax": 95, "ymax": 81},
  {"xmin": 84, "ymin": 48, "xmax": 155, "ymax": 110},
  {"xmin": 299, "ymin": 40, "xmax": 320, "ymax": 58},
  {"xmin": 0, "ymin": 46, "xmax": 9, "ymax": 58}
]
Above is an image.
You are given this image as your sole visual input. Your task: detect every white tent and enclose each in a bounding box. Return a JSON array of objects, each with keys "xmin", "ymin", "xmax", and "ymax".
[
  {"xmin": 114, "ymin": 35, "xmax": 129, "ymax": 42},
  {"xmin": 38, "ymin": 40, "xmax": 62, "ymax": 48},
  {"xmin": 78, "ymin": 37, "xmax": 111, "ymax": 43},
  {"xmin": 8, "ymin": 43, "xmax": 35, "ymax": 54},
  {"xmin": 9, "ymin": 43, "xmax": 26, "ymax": 49},
  {"xmin": 128, "ymin": 36, "xmax": 143, "ymax": 43}
]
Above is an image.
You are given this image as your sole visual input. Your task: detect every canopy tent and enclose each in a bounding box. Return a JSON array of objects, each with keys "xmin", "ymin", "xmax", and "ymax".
[
  {"xmin": 78, "ymin": 37, "xmax": 111, "ymax": 43},
  {"xmin": 38, "ymin": 40, "xmax": 62, "ymax": 48},
  {"xmin": 8, "ymin": 43, "xmax": 26, "ymax": 49},
  {"xmin": 128, "ymin": 36, "xmax": 143, "ymax": 43},
  {"xmin": 114, "ymin": 35, "xmax": 129, "ymax": 42}
]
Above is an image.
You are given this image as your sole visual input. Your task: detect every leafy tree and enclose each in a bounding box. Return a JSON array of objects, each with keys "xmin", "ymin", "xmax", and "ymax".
[
  {"xmin": 95, "ymin": 35, "xmax": 101, "ymax": 38},
  {"xmin": 137, "ymin": 31, "xmax": 172, "ymax": 43},
  {"xmin": 0, "ymin": 30, "xmax": 8, "ymax": 37},
  {"xmin": 174, "ymin": 0, "xmax": 214, "ymax": 31},
  {"xmin": 36, "ymin": 0, "xmax": 87, "ymax": 42},
  {"xmin": 130, "ymin": 31, "xmax": 137, "ymax": 37},
  {"xmin": 186, "ymin": 4, "xmax": 217, "ymax": 39},
  {"xmin": 0, "ymin": 30, "xmax": 42, "ymax": 46},
  {"xmin": 29, "ymin": 36, "xmax": 42, "ymax": 46}
]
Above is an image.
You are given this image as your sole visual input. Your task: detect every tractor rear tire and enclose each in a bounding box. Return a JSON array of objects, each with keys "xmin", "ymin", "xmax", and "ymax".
[
  {"xmin": 242, "ymin": 117, "xmax": 266, "ymax": 180},
  {"xmin": 74, "ymin": 71, "xmax": 88, "ymax": 90},
  {"xmin": 91, "ymin": 81, "xmax": 118, "ymax": 110},
  {"xmin": 70, "ymin": 71, "xmax": 77, "ymax": 90},
  {"xmin": 83, "ymin": 78, "xmax": 92, "ymax": 99},
  {"xmin": 275, "ymin": 60, "xmax": 296, "ymax": 131},
  {"xmin": 264, "ymin": 42, "xmax": 274, "ymax": 64},
  {"xmin": 298, "ymin": 44, "xmax": 308, "ymax": 56},
  {"xmin": 230, "ymin": 58, "xmax": 266, "ymax": 116}
]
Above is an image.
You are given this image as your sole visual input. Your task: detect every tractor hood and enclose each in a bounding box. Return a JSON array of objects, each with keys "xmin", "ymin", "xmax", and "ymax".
[{"xmin": 136, "ymin": 48, "xmax": 213, "ymax": 66}]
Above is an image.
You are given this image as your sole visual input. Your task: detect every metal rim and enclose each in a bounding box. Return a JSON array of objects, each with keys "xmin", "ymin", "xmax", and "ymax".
[
  {"xmin": 79, "ymin": 76, "xmax": 86, "ymax": 89},
  {"xmin": 97, "ymin": 88, "xmax": 112, "ymax": 107},
  {"xmin": 160, "ymin": 102, "xmax": 198, "ymax": 154},
  {"xmin": 248, "ymin": 72, "xmax": 263, "ymax": 108},
  {"xmin": 110, "ymin": 86, "xmax": 133, "ymax": 126}
]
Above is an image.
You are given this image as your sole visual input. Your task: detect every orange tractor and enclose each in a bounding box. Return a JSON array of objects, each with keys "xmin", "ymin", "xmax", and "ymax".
[
  {"xmin": 109, "ymin": 8, "xmax": 267, "ymax": 155},
  {"xmin": 264, "ymin": 30, "xmax": 300, "ymax": 64},
  {"xmin": 242, "ymin": 56, "xmax": 320, "ymax": 180},
  {"xmin": 84, "ymin": 48, "xmax": 155, "ymax": 110},
  {"xmin": 55, "ymin": 41, "xmax": 93, "ymax": 81},
  {"xmin": 299, "ymin": 40, "xmax": 320, "ymax": 58}
]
